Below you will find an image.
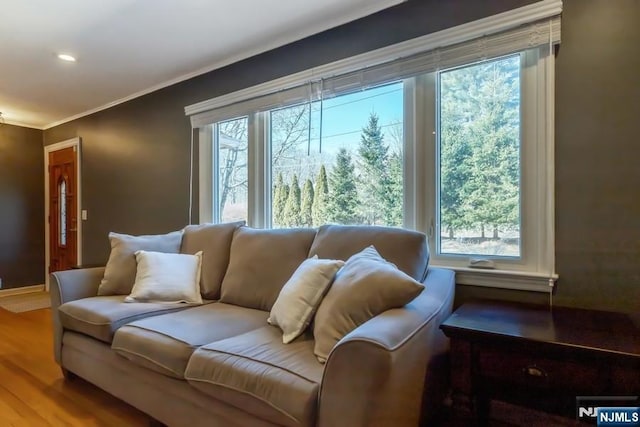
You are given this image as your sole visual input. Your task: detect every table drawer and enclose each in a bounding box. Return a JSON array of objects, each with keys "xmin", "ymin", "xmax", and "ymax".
[{"xmin": 477, "ymin": 347, "xmax": 603, "ymax": 393}]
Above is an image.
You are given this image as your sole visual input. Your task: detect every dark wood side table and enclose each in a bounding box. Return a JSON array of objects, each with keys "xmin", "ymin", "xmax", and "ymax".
[{"xmin": 440, "ymin": 301, "xmax": 640, "ymax": 425}]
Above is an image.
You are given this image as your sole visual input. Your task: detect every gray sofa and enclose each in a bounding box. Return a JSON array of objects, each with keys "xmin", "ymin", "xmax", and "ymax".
[{"xmin": 51, "ymin": 224, "xmax": 455, "ymax": 427}]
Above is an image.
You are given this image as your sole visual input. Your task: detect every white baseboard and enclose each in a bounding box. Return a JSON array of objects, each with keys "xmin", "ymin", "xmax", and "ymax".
[{"xmin": 0, "ymin": 284, "xmax": 46, "ymax": 297}]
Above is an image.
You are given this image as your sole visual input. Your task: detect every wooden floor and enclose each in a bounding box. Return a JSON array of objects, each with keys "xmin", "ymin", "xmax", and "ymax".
[
  {"xmin": 0, "ymin": 306, "xmax": 149, "ymax": 427},
  {"xmin": 1, "ymin": 306, "xmax": 581, "ymax": 427}
]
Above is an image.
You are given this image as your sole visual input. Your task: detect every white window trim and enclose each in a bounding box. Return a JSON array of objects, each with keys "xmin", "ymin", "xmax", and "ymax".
[
  {"xmin": 198, "ymin": 125, "xmax": 213, "ymax": 223},
  {"xmin": 250, "ymin": 112, "xmax": 269, "ymax": 229},
  {"xmin": 189, "ymin": 0, "xmax": 561, "ymax": 293}
]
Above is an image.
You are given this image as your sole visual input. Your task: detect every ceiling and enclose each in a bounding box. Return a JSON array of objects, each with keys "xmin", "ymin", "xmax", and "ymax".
[{"xmin": 0, "ymin": 0, "xmax": 403, "ymax": 129}]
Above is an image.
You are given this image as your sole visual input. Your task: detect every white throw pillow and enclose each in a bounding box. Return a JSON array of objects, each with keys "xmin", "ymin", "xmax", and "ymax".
[
  {"xmin": 125, "ymin": 250, "xmax": 203, "ymax": 304},
  {"xmin": 268, "ymin": 255, "xmax": 344, "ymax": 343}
]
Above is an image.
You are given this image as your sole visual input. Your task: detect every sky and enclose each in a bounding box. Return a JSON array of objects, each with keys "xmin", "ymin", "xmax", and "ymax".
[{"xmin": 292, "ymin": 81, "xmax": 404, "ymax": 156}]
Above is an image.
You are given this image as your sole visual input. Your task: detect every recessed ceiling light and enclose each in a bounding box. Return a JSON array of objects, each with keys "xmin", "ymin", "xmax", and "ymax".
[{"xmin": 57, "ymin": 54, "xmax": 77, "ymax": 62}]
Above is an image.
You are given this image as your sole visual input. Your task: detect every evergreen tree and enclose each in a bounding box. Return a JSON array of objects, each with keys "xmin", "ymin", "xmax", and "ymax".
[
  {"xmin": 440, "ymin": 56, "xmax": 520, "ymax": 238},
  {"xmin": 327, "ymin": 149, "xmax": 359, "ymax": 224},
  {"xmin": 282, "ymin": 174, "xmax": 301, "ymax": 226},
  {"xmin": 386, "ymin": 151, "xmax": 403, "ymax": 226},
  {"xmin": 357, "ymin": 112, "xmax": 391, "ymax": 225},
  {"xmin": 273, "ymin": 172, "xmax": 288, "ymax": 227},
  {"xmin": 440, "ymin": 114, "xmax": 473, "ymax": 238},
  {"xmin": 277, "ymin": 184, "xmax": 290, "ymax": 227},
  {"xmin": 312, "ymin": 165, "xmax": 329, "ymax": 226},
  {"xmin": 300, "ymin": 179, "xmax": 314, "ymax": 227}
]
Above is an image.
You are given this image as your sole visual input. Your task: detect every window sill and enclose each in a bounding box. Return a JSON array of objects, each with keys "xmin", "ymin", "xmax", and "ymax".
[{"xmin": 431, "ymin": 265, "xmax": 558, "ymax": 293}]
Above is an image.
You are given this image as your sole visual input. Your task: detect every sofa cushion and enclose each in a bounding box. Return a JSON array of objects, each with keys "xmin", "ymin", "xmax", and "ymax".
[
  {"xmin": 313, "ymin": 246, "xmax": 424, "ymax": 362},
  {"xmin": 58, "ymin": 295, "xmax": 190, "ymax": 343},
  {"xmin": 308, "ymin": 224, "xmax": 429, "ymax": 281},
  {"xmin": 185, "ymin": 326, "xmax": 323, "ymax": 427},
  {"xmin": 220, "ymin": 227, "xmax": 317, "ymax": 311},
  {"xmin": 180, "ymin": 221, "xmax": 244, "ymax": 299},
  {"xmin": 98, "ymin": 230, "xmax": 183, "ymax": 296},
  {"xmin": 112, "ymin": 303, "xmax": 268, "ymax": 379}
]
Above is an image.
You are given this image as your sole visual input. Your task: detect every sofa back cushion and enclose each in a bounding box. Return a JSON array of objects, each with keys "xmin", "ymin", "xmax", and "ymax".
[
  {"xmin": 308, "ymin": 224, "xmax": 429, "ymax": 281},
  {"xmin": 220, "ymin": 227, "xmax": 317, "ymax": 311},
  {"xmin": 180, "ymin": 221, "xmax": 244, "ymax": 299}
]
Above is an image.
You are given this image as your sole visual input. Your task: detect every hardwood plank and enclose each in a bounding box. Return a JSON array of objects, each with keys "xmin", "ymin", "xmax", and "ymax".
[
  {"xmin": 0, "ymin": 385, "xmax": 49, "ymax": 427},
  {"xmin": 0, "ymin": 307, "xmax": 148, "ymax": 426}
]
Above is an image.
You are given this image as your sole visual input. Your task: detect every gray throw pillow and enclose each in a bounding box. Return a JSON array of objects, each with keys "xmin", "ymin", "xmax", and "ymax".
[
  {"xmin": 313, "ymin": 246, "xmax": 424, "ymax": 363},
  {"xmin": 97, "ymin": 231, "xmax": 183, "ymax": 296}
]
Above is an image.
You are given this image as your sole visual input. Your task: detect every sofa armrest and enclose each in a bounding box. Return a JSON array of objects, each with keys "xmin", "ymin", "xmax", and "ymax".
[
  {"xmin": 50, "ymin": 267, "xmax": 105, "ymax": 364},
  {"xmin": 317, "ymin": 267, "xmax": 455, "ymax": 427}
]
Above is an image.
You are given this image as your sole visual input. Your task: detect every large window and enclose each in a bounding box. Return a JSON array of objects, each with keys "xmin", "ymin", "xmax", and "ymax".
[{"xmin": 190, "ymin": 6, "xmax": 559, "ymax": 290}]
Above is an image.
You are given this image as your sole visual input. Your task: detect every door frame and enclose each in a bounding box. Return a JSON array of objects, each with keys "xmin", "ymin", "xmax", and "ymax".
[{"xmin": 44, "ymin": 137, "xmax": 82, "ymax": 291}]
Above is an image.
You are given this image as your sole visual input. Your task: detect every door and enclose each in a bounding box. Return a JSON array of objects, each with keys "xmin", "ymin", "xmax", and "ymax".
[{"xmin": 48, "ymin": 147, "xmax": 78, "ymax": 272}]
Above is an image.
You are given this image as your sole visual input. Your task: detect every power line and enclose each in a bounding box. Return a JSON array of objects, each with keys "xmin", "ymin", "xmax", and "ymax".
[{"xmin": 313, "ymin": 121, "xmax": 401, "ymax": 141}]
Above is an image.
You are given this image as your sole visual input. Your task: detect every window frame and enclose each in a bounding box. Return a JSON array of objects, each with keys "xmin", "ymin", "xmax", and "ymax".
[
  {"xmin": 192, "ymin": 2, "xmax": 560, "ymax": 292},
  {"xmin": 425, "ymin": 49, "xmax": 542, "ymax": 269},
  {"xmin": 392, "ymin": 47, "xmax": 554, "ymax": 291}
]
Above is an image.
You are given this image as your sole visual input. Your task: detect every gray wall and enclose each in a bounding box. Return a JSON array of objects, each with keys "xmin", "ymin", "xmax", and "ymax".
[
  {"xmin": 553, "ymin": 0, "xmax": 640, "ymax": 312},
  {"xmin": 39, "ymin": 0, "xmax": 640, "ymax": 312},
  {"xmin": 0, "ymin": 124, "xmax": 44, "ymax": 288},
  {"xmin": 44, "ymin": 93, "xmax": 193, "ymax": 266}
]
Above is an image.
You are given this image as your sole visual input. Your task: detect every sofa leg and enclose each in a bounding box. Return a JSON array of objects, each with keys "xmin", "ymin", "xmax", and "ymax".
[{"xmin": 61, "ymin": 367, "xmax": 77, "ymax": 381}]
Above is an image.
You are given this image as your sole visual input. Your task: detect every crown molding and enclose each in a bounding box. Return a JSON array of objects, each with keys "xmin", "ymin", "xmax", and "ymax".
[{"xmin": 2, "ymin": 119, "xmax": 44, "ymax": 130}]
